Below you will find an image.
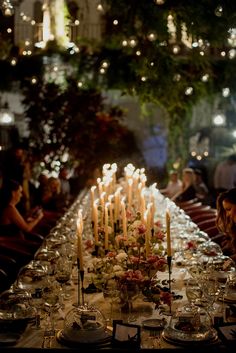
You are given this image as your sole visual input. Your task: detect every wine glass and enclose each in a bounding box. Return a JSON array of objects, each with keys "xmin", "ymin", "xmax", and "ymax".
[
  {"xmin": 185, "ymin": 278, "xmax": 203, "ymax": 310},
  {"xmin": 55, "ymin": 257, "xmax": 72, "ymax": 303},
  {"xmin": 224, "ymin": 271, "xmax": 236, "ymax": 302},
  {"xmin": 102, "ymin": 280, "xmax": 120, "ymax": 325},
  {"xmin": 42, "ymin": 280, "xmax": 62, "ymax": 331},
  {"xmin": 200, "ymin": 276, "xmax": 221, "ymax": 318},
  {"xmin": 121, "ymin": 282, "xmax": 140, "ymax": 323}
]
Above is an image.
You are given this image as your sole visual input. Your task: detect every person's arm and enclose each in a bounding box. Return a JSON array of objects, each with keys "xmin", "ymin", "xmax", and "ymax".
[
  {"xmin": 9, "ymin": 206, "xmax": 43, "ymax": 233},
  {"xmin": 171, "ymin": 189, "xmax": 183, "ymax": 201}
]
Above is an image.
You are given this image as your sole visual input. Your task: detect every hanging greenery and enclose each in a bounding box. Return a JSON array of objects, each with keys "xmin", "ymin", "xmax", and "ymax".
[
  {"xmin": 1, "ymin": 0, "xmax": 236, "ymax": 167},
  {"xmin": 21, "ymin": 76, "xmax": 140, "ymax": 184},
  {"xmin": 93, "ymin": 0, "xmax": 236, "ymax": 164}
]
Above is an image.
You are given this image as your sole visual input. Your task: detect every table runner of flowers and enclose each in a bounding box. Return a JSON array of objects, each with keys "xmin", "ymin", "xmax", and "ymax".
[{"xmin": 77, "ymin": 163, "xmax": 173, "ymax": 309}]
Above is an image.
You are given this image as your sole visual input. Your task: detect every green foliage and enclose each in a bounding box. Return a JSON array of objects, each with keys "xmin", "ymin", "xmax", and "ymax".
[
  {"xmin": 95, "ymin": 0, "xmax": 236, "ymax": 165},
  {"xmin": 1, "ymin": 1, "xmax": 236, "ymax": 167},
  {"xmin": 21, "ymin": 77, "xmax": 139, "ymax": 181}
]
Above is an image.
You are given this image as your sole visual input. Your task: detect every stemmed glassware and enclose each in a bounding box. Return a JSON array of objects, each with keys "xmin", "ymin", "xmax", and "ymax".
[
  {"xmin": 185, "ymin": 278, "xmax": 203, "ymax": 310},
  {"xmin": 102, "ymin": 280, "xmax": 120, "ymax": 325},
  {"xmin": 42, "ymin": 280, "xmax": 62, "ymax": 331},
  {"xmin": 200, "ymin": 275, "xmax": 221, "ymax": 316},
  {"xmin": 224, "ymin": 271, "xmax": 236, "ymax": 302},
  {"xmin": 121, "ymin": 282, "xmax": 140, "ymax": 323},
  {"xmin": 55, "ymin": 257, "xmax": 72, "ymax": 303}
]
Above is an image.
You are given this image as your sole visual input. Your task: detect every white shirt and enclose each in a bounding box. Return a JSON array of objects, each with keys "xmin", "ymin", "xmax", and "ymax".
[{"xmin": 162, "ymin": 180, "xmax": 183, "ymax": 198}]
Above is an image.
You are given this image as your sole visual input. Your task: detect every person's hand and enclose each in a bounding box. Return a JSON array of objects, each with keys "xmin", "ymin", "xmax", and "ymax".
[{"xmin": 37, "ymin": 209, "xmax": 44, "ymax": 221}]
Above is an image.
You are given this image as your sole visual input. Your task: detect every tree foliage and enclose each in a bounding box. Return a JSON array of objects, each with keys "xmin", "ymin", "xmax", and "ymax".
[{"xmin": 21, "ymin": 77, "xmax": 140, "ymax": 182}]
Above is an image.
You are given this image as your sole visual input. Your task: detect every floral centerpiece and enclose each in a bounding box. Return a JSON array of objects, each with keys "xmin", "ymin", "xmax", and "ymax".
[
  {"xmin": 79, "ymin": 164, "xmax": 174, "ymax": 310},
  {"xmin": 85, "ymin": 211, "xmax": 171, "ymax": 309}
]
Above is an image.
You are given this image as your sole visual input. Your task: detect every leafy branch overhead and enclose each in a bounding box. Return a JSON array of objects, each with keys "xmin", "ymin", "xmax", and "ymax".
[
  {"xmin": 22, "ymin": 78, "xmax": 139, "ymax": 181},
  {"xmin": 1, "ymin": 1, "xmax": 236, "ymax": 167}
]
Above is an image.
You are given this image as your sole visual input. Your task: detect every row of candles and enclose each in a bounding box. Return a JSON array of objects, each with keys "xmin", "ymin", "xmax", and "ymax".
[{"xmin": 76, "ymin": 163, "xmax": 172, "ymax": 271}]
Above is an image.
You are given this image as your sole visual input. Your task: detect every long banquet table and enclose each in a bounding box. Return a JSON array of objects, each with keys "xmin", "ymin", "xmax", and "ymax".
[{"xmin": 0, "ymin": 186, "xmax": 235, "ymax": 352}]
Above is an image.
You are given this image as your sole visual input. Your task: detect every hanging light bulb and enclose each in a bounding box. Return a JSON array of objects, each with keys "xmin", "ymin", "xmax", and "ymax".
[
  {"xmin": 155, "ymin": 0, "xmax": 165, "ymax": 4},
  {"xmin": 215, "ymin": 5, "xmax": 223, "ymax": 17},
  {"xmin": 1, "ymin": 0, "xmax": 14, "ymax": 16}
]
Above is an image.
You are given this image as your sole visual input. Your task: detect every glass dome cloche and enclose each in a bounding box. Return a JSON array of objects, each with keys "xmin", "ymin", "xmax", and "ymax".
[
  {"xmin": 0, "ymin": 287, "xmax": 36, "ymax": 321},
  {"xmin": 57, "ymin": 304, "xmax": 111, "ymax": 346},
  {"xmin": 162, "ymin": 306, "xmax": 218, "ymax": 345}
]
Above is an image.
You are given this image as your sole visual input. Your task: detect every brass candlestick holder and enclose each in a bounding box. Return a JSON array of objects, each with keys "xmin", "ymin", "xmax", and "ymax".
[
  {"xmin": 77, "ymin": 258, "xmax": 85, "ymax": 307},
  {"xmin": 167, "ymin": 255, "xmax": 172, "ymax": 314}
]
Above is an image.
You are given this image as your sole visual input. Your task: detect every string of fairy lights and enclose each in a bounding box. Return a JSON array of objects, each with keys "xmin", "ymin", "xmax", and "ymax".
[
  {"xmin": 1, "ymin": 0, "xmax": 236, "ymax": 161},
  {"xmin": 1, "ymin": 2, "xmax": 236, "ymax": 118},
  {"xmin": 1, "ymin": 1, "xmax": 236, "ymax": 89}
]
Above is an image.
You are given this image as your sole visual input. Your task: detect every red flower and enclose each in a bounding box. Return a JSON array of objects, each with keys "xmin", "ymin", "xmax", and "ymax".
[
  {"xmin": 138, "ymin": 224, "xmax": 146, "ymax": 234},
  {"xmin": 126, "ymin": 209, "xmax": 133, "ymax": 219},
  {"xmin": 84, "ymin": 239, "xmax": 93, "ymax": 250},
  {"xmin": 107, "ymin": 251, "xmax": 117, "ymax": 258},
  {"xmin": 160, "ymin": 291, "xmax": 172, "ymax": 306},
  {"xmin": 154, "ymin": 230, "xmax": 165, "ymax": 241},
  {"xmin": 186, "ymin": 241, "xmax": 197, "ymax": 250},
  {"xmin": 154, "ymin": 220, "xmax": 162, "ymax": 228},
  {"xmin": 121, "ymin": 270, "xmax": 144, "ymax": 282}
]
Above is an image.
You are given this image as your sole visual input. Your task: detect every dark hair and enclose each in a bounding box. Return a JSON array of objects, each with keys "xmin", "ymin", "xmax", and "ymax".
[
  {"xmin": 0, "ymin": 179, "xmax": 21, "ymax": 210},
  {"xmin": 194, "ymin": 169, "xmax": 202, "ymax": 176},
  {"xmin": 216, "ymin": 188, "xmax": 236, "ymax": 249}
]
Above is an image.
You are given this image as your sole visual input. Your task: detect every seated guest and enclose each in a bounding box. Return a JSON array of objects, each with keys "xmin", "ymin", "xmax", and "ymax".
[
  {"xmin": 193, "ymin": 169, "xmax": 209, "ymax": 203},
  {"xmin": 40, "ymin": 177, "xmax": 66, "ymax": 215},
  {"xmin": 0, "ymin": 179, "xmax": 44, "ymax": 249},
  {"xmin": 216, "ymin": 188, "xmax": 236, "ymax": 261},
  {"xmin": 171, "ymin": 168, "xmax": 196, "ymax": 203},
  {"xmin": 160, "ymin": 170, "xmax": 182, "ymax": 199},
  {"xmin": 59, "ymin": 166, "xmax": 73, "ymax": 204}
]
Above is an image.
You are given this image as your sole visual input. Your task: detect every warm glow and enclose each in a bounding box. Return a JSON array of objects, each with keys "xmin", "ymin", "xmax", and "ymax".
[
  {"xmin": 42, "ymin": 0, "xmax": 69, "ymax": 47},
  {"xmin": 222, "ymin": 87, "xmax": 230, "ymax": 97},
  {"xmin": 10, "ymin": 58, "xmax": 17, "ymax": 66},
  {"xmin": 0, "ymin": 112, "xmax": 14, "ymax": 125},
  {"xmin": 213, "ymin": 113, "xmax": 226, "ymax": 126}
]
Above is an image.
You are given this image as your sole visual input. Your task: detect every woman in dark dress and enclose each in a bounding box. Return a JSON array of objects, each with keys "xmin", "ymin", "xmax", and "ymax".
[
  {"xmin": 0, "ymin": 180, "xmax": 44, "ymax": 252},
  {"xmin": 171, "ymin": 168, "xmax": 196, "ymax": 203},
  {"xmin": 216, "ymin": 188, "xmax": 236, "ymax": 262}
]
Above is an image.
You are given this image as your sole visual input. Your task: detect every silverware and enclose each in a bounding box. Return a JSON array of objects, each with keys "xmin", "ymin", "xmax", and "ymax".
[
  {"xmin": 230, "ymin": 329, "xmax": 236, "ymax": 338},
  {"xmin": 42, "ymin": 329, "xmax": 55, "ymax": 348}
]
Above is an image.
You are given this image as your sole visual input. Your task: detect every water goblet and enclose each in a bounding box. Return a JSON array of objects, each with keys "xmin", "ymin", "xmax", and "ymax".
[
  {"xmin": 121, "ymin": 282, "xmax": 140, "ymax": 323},
  {"xmin": 55, "ymin": 257, "xmax": 72, "ymax": 302},
  {"xmin": 200, "ymin": 275, "xmax": 221, "ymax": 318},
  {"xmin": 102, "ymin": 280, "xmax": 120, "ymax": 324},
  {"xmin": 224, "ymin": 271, "xmax": 236, "ymax": 302},
  {"xmin": 185, "ymin": 278, "xmax": 203, "ymax": 310},
  {"xmin": 42, "ymin": 280, "xmax": 62, "ymax": 331}
]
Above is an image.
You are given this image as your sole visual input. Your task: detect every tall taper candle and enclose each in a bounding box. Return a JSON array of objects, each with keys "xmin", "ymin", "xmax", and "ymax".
[
  {"xmin": 93, "ymin": 200, "xmax": 99, "ymax": 243},
  {"xmin": 77, "ymin": 219, "xmax": 84, "ymax": 271},
  {"xmin": 121, "ymin": 199, "xmax": 127, "ymax": 238},
  {"xmin": 166, "ymin": 209, "xmax": 171, "ymax": 257},
  {"xmin": 104, "ymin": 202, "xmax": 109, "ymax": 250},
  {"xmin": 144, "ymin": 210, "xmax": 150, "ymax": 258},
  {"xmin": 90, "ymin": 186, "xmax": 96, "ymax": 222}
]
